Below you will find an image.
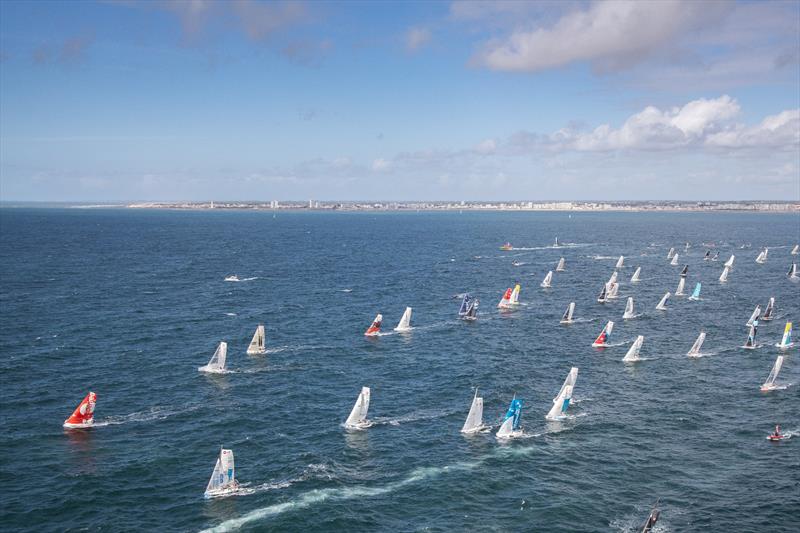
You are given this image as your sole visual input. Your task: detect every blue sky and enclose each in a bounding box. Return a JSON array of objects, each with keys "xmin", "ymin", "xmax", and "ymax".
[{"xmin": 1, "ymin": 0, "xmax": 798, "ymax": 201}]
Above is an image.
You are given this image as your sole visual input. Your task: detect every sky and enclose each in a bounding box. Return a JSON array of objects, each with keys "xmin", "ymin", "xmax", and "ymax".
[{"xmin": 0, "ymin": 0, "xmax": 798, "ymax": 202}]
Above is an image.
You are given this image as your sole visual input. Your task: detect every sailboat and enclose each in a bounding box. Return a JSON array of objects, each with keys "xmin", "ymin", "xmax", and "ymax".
[
  {"xmin": 760, "ymin": 356, "xmax": 786, "ymax": 391},
  {"xmin": 560, "ymin": 302, "xmax": 575, "ymax": 324},
  {"xmin": 607, "ymin": 271, "xmax": 618, "ymax": 285},
  {"xmin": 655, "ymin": 292, "xmax": 670, "ymax": 311},
  {"xmin": 556, "ymin": 257, "xmax": 566, "ymax": 272},
  {"xmin": 724, "ymin": 254, "xmax": 735, "ymax": 268},
  {"xmin": 623, "ymin": 297, "xmax": 636, "ymax": 319},
  {"xmin": 761, "ymin": 298, "xmax": 775, "ymax": 321},
  {"xmin": 540, "ymin": 271, "xmax": 553, "ymax": 288},
  {"xmin": 459, "ymin": 294, "xmax": 478, "ymax": 320},
  {"xmin": 789, "ymin": 263, "xmax": 799, "ymax": 279},
  {"xmin": 688, "ymin": 282, "xmax": 701, "ymax": 301},
  {"xmin": 246, "ymin": 325, "xmax": 266, "ymax": 355},
  {"xmin": 704, "ymin": 250, "xmax": 711, "ymax": 261},
  {"xmin": 667, "ymin": 247, "xmax": 675, "ymax": 259},
  {"xmin": 592, "ymin": 321, "xmax": 614, "ymax": 347},
  {"xmin": 742, "ymin": 321, "xmax": 759, "ymax": 349},
  {"xmin": 792, "ymin": 244, "xmax": 799, "ymax": 255},
  {"xmin": 630, "ymin": 266, "xmax": 642, "ymax": 283},
  {"xmin": 394, "ymin": 307, "xmax": 413, "ymax": 332},
  {"xmin": 719, "ymin": 265, "xmax": 730, "ymax": 283},
  {"xmin": 199, "ymin": 342, "xmax": 228, "ymax": 373},
  {"xmin": 687, "ymin": 331, "xmax": 706, "ymax": 357},
  {"xmin": 746, "ymin": 305, "xmax": 762, "ymax": 327},
  {"xmin": 500, "ymin": 242, "xmax": 513, "ymax": 251},
  {"xmin": 776, "ymin": 322, "xmax": 793, "ymax": 349},
  {"xmin": 461, "ymin": 389, "xmax": 488, "ymax": 433},
  {"xmin": 63, "ymin": 391, "xmax": 97, "ymax": 429},
  {"xmin": 616, "ymin": 255, "xmax": 624, "ymax": 268},
  {"xmin": 597, "ymin": 284, "xmax": 608, "ymax": 303},
  {"xmin": 684, "ymin": 242, "xmax": 690, "ymax": 252},
  {"xmin": 344, "ymin": 387, "xmax": 372, "ymax": 429},
  {"xmin": 641, "ymin": 501, "xmax": 661, "ymax": 533},
  {"xmin": 554, "ymin": 237, "xmax": 560, "ymax": 247},
  {"xmin": 606, "ymin": 282, "xmax": 619, "ymax": 299},
  {"xmin": 670, "ymin": 253, "xmax": 679, "ymax": 266},
  {"xmin": 510, "ymin": 283, "xmax": 521, "ymax": 305},
  {"xmin": 755, "ymin": 248, "xmax": 768, "ymax": 264},
  {"xmin": 622, "ymin": 335, "xmax": 644, "ymax": 362},
  {"xmin": 364, "ymin": 314, "xmax": 382, "ymax": 336},
  {"xmin": 204, "ymin": 448, "xmax": 240, "ymax": 498},
  {"xmin": 712, "ymin": 251, "xmax": 719, "ymax": 261},
  {"xmin": 545, "ymin": 367, "xmax": 578, "ymax": 420},
  {"xmin": 496, "ymin": 396, "xmax": 523, "ymax": 439},
  {"xmin": 498, "ymin": 288, "xmax": 513, "ymax": 308},
  {"xmin": 675, "ymin": 277, "xmax": 686, "ymax": 296},
  {"xmin": 680, "ymin": 265, "xmax": 688, "ymax": 277}
]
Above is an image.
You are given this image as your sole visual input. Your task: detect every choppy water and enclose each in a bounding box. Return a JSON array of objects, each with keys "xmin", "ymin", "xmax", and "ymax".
[{"xmin": 0, "ymin": 208, "xmax": 798, "ymax": 532}]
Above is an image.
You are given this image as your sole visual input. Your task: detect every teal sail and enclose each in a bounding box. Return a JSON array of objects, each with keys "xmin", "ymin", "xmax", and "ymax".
[{"xmin": 690, "ymin": 282, "xmax": 701, "ymax": 300}]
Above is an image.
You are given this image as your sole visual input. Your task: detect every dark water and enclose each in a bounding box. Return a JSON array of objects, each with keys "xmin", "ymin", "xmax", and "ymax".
[{"xmin": 0, "ymin": 208, "xmax": 798, "ymax": 532}]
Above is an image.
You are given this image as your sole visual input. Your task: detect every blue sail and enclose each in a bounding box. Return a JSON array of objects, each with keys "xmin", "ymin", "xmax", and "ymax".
[
  {"xmin": 691, "ymin": 282, "xmax": 701, "ymax": 299},
  {"xmin": 503, "ymin": 398, "xmax": 523, "ymax": 430}
]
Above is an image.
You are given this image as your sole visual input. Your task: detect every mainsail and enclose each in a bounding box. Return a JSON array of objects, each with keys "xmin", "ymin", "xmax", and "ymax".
[
  {"xmin": 623, "ymin": 297, "xmax": 635, "ymax": 319},
  {"xmin": 616, "ymin": 256, "xmax": 624, "ymax": 268},
  {"xmin": 789, "ymin": 263, "xmax": 798, "ymax": 279},
  {"xmin": 345, "ymin": 387, "xmax": 371, "ymax": 429},
  {"xmin": 63, "ymin": 391, "xmax": 97, "ymax": 428},
  {"xmin": 205, "ymin": 448, "xmax": 238, "ymax": 498},
  {"xmin": 687, "ymin": 331, "xmax": 706, "ymax": 357},
  {"xmin": 704, "ymin": 250, "xmax": 711, "ymax": 261},
  {"xmin": 675, "ymin": 277, "xmax": 686, "ymax": 296},
  {"xmin": 597, "ymin": 284, "xmax": 607, "ymax": 303},
  {"xmin": 761, "ymin": 298, "xmax": 775, "ymax": 321},
  {"xmin": 777, "ymin": 322, "xmax": 793, "ymax": 349},
  {"xmin": 606, "ymin": 282, "xmax": 619, "ymax": 299},
  {"xmin": 510, "ymin": 283, "xmax": 521, "ymax": 305},
  {"xmin": 246, "ymin": 325, "xmax": 266, "ymax": 355},
  {"xmin": 724, "ymin": 254, "xmax": 735, "ymax": 268},
  {"xmin": 689, "ymin": 282, "xmax": 701, "ymax": 301},
  {"xmin": 365, "ymin": 314, "xmax": 382, "ymax": 336},
  {"xmin": 461, "ymin": 389, "xmax": 486, "ymax": 433},
  {"xmin": 394, "ymin": 307, "xmax": 413, "ymax": 331},
  {"xmin": 630, "ymin": 266, "xmax": 642, "ymax": 283},
  {"xmin": 458, "ymin": 294, "xmax": 471, "ymax": 316},
  {"xmin": 496, "ymin": 397, "xmax": 523, "ymax": 439},
  {"xmin": 755, "ymin": 248, "xmax": 768, "ymax": 264},
  {"xmin": 622, "ymin": 335, "xmax": 644, "ymax": 362},
  {"xmin": 199, "ymin": 342, "xmax": 227, "ymax": 373},
  {"xmin": 546, "ymin": 367, "xmax": 578, "ymax": 420},
  {"xmin": 556, "ymin": 257, "xmax": 566, "ymax": 272},
  {"xmin": 541, "ymin": 271, "xmax": 553, "ymax": 288},
  {"xmin": 498, "ymin": 287, "xmax": 513, "ymax": 308},
  {"xmin": 792, "ymin": 244, "xmax": 799, "ymax": 255},
  {"xmin": 743, "ymin": 321, "xmax": 758, "ymax": 349},
  {"xmin": 760, "ymin": 356, "xmax": 784, "ymax": 391},
  {"xmin": 608, "ymin": 271, "xmax": 618, "ymax": 285},
  {"xmin": 680, "ymin": 264, "xmax": 688, "ymax": 277},
  {"xmin": 667, "ymin": 247, "xmax": 675, "ymax": 259},
  {"xmin": 746, "ymin": 305, "xmax": 762, "ymax": 327},
  {"xmin": 655, "ymin": 292, "xmax": 670, "ymax": 310},
  {"xmin": 561, "ymin": 302, "xmax": 575, "ymax": 324},
  {"xmin": 670, "ymin": 253, "xmax": 679, "ymax": 266},
  {"xmin": 719, "ymin": 265, "xmax": 730, "ymax": 282},
  {"xmin": 592, "ymin": 321, "xmax": 614, "ymax": 347}
]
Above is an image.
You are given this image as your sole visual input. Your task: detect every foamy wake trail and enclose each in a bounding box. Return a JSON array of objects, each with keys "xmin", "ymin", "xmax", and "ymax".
[
  {"xmin": 94, "ymin": 405, "xmax": 199, "ymax": 427},
  {"xmin": 225, "ymin": 277, "xmax": 259, "ymax": 282},
  {"xmin": 373, "ymin": 407, "xmax": 460, "ymax": 426}
]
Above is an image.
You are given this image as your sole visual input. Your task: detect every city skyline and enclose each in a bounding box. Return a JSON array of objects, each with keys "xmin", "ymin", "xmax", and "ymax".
[{"xmin": 1, "ymin": 0, "xmax": 799, "ymax": 202}]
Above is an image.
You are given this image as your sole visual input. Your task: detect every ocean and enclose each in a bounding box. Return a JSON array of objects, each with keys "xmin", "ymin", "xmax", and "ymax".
[{"xmin": 0, "ymin": 208, "xmax": 798, "ymax": 532}]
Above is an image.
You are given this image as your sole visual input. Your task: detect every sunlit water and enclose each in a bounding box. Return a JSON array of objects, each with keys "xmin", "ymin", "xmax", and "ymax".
[{"xmin": 0, "ymin": 208, "xmax": 798, "ymax": 532}]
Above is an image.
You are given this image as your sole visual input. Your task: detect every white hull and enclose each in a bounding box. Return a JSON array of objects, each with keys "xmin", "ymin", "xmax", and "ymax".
[
  {"xmin": 63, "ymin": 420, "xmax": 94, "ymax": 429},
  {"xmin": 344, "ymin": 420, "xmax": 374, "ymax": 430},
  {"xmin": 760, "ymin": 384, "xmax": 788, "ymax": 392},
  {"xmin": 776, "ymin": 342, "xmax": 795, "ymax": 350},
  {"xmin": 198, "ymin": 365, "xmax": 226, "ymax": 374},
  {"xmin": 460, "ymin": 425, "xmax": 490, "ymax": 434},
  {"xmin": 204, "ymin": 484, "xmax": 240, "ymax": 499}
]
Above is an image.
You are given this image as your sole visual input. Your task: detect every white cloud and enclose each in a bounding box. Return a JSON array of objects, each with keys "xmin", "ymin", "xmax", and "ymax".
[
  {"xmin": 371, "ymin": 158, "xmax": 391, "ymax": 171},
  {"xmin": 473, "ymin": 0, "xmax": 730, "ymax": 72},
  {"xmin": 405, "ymin": 27, "xmax": 432, "ymax": 52},
  {"xmin": 474, "ymin": 138, "xmax": 496, "ymax": 154},
  {"xmin": 706, "ymin": 109, "xmax": 800, "ymax": 148}
]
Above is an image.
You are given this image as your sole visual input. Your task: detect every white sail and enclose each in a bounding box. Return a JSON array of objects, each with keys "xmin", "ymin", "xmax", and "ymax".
[
  {"xmin": 670, "ymin": 253, "xmax": 679, "ymax": 266},
  {"xmin": 761, "ymin": 298, "xmax": 775, "ymax": 321},
  {"xmin": 630, "ymin": 266, "xmax": 641, "ymax": 283},
  {"xmin": 623, "ymin": 335, "xmax": 644, "ymax": 362},
  {"xmin": 719, "ymin": 265, "xmax": 730, "ymax": 282},
  {"xmin": 540, "ymin": 271, "xmax": 553, "ymax": 288},
  {"xmin": 755, "ymin": 249, "xmax": 767, "ymax": 264},
  {"xmin": 607, "ymin": 271, "xmax": 618, "ymax": 285},
  {"xmin": 616, "ymin": 256, "xmax": 624, "ymax": 268},
  {"xmin": 496, "ymin": 416, "xmax": 515, "ymax": 438},
  {"xmin": 461, "ymin": 390, "xmax": 486, "ymax": 433},
  {"xmin": 789, "ymin": 263, "xmax": 798, "ymax": 279},
  {"xmin": 623, "ymin": 297, "xmax": 635, "ymax": 319},
  {"xmin": 246, "ymin": 325, "xmax": 266, "ymax": 355},
  {"xmin": 667, "ymin": 247, "xmax": 675, "ymax": 259},
  {"xmin": 655, "ymin": 292, "xmax": 670, "ymax": 310},
  {"xmin": 345, "ymin": 387, "xmax": 371, "ymax": 429},
  {"xmin": 205, "ymin": 448, "xmax": 238, "ymax": 498},
  {"xmin": 199, "ymin": 341, "xmax": 227, "ymax": 373},
  {"xmin": 743, "ymin": 322, "xmax": 758, "ymax": 349},
  {"xmin": 546, "ymin": 367, "xmax": 578, "ymax": 420},
  {"xmin": 760, "ymin": 356, "xmax": 784, "ymax": 391},
  {"xmin": 724, "ymin": 254, "xmax": 735, "ymax": 268},
  {"xmin": 792, "ymin": 244, "xmax": 799, "ymax": 255},
  {"xmin": 560, "ymin": 302, "xmax": 575, "ymax": 324},
  {"xmin": 687, "ymin": 331, "xmax": 706, "ymax": 357},
  {"xmin": 675, "ymin": 277, "xmax": 686, "ymax": 296},
  {"xmin": 394, "ymin": 307, "xmax": 413, "ymax": 331},
  {"xmin": 556, "ymin": 257, "xmax": 566, "ymax": 272},
  {"xmin": 746, "ymin": 305, "xmax": 761, "ymax": 327},
  {"xmin": 607, "ymin": 282, "xmax": 619, "ymax": 299}
]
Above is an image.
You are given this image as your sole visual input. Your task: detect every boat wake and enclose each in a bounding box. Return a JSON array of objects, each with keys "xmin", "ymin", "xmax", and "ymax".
[
  {"xmin": 224, "ymin": 277, "xmax": 259, "ymax": 282},
  {"xmin": 224, "ymin": 313, "xmax": 237, "ymax": 317},
  {"xmin": 94, "ymin": 405, "xmax": 200, "ymax": 427},
  {"xmin": 373, "ymin": 407, "xmax": 460, "ymax": 426}
]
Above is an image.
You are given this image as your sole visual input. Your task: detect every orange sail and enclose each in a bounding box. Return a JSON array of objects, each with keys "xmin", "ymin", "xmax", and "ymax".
[
  {"xmin": 365, "ymin": 314, "xmax": 382, "ymax": 336},
  {"xmin": 63, "ymin": 391, "xmax": 97, "ymax": 428}
]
